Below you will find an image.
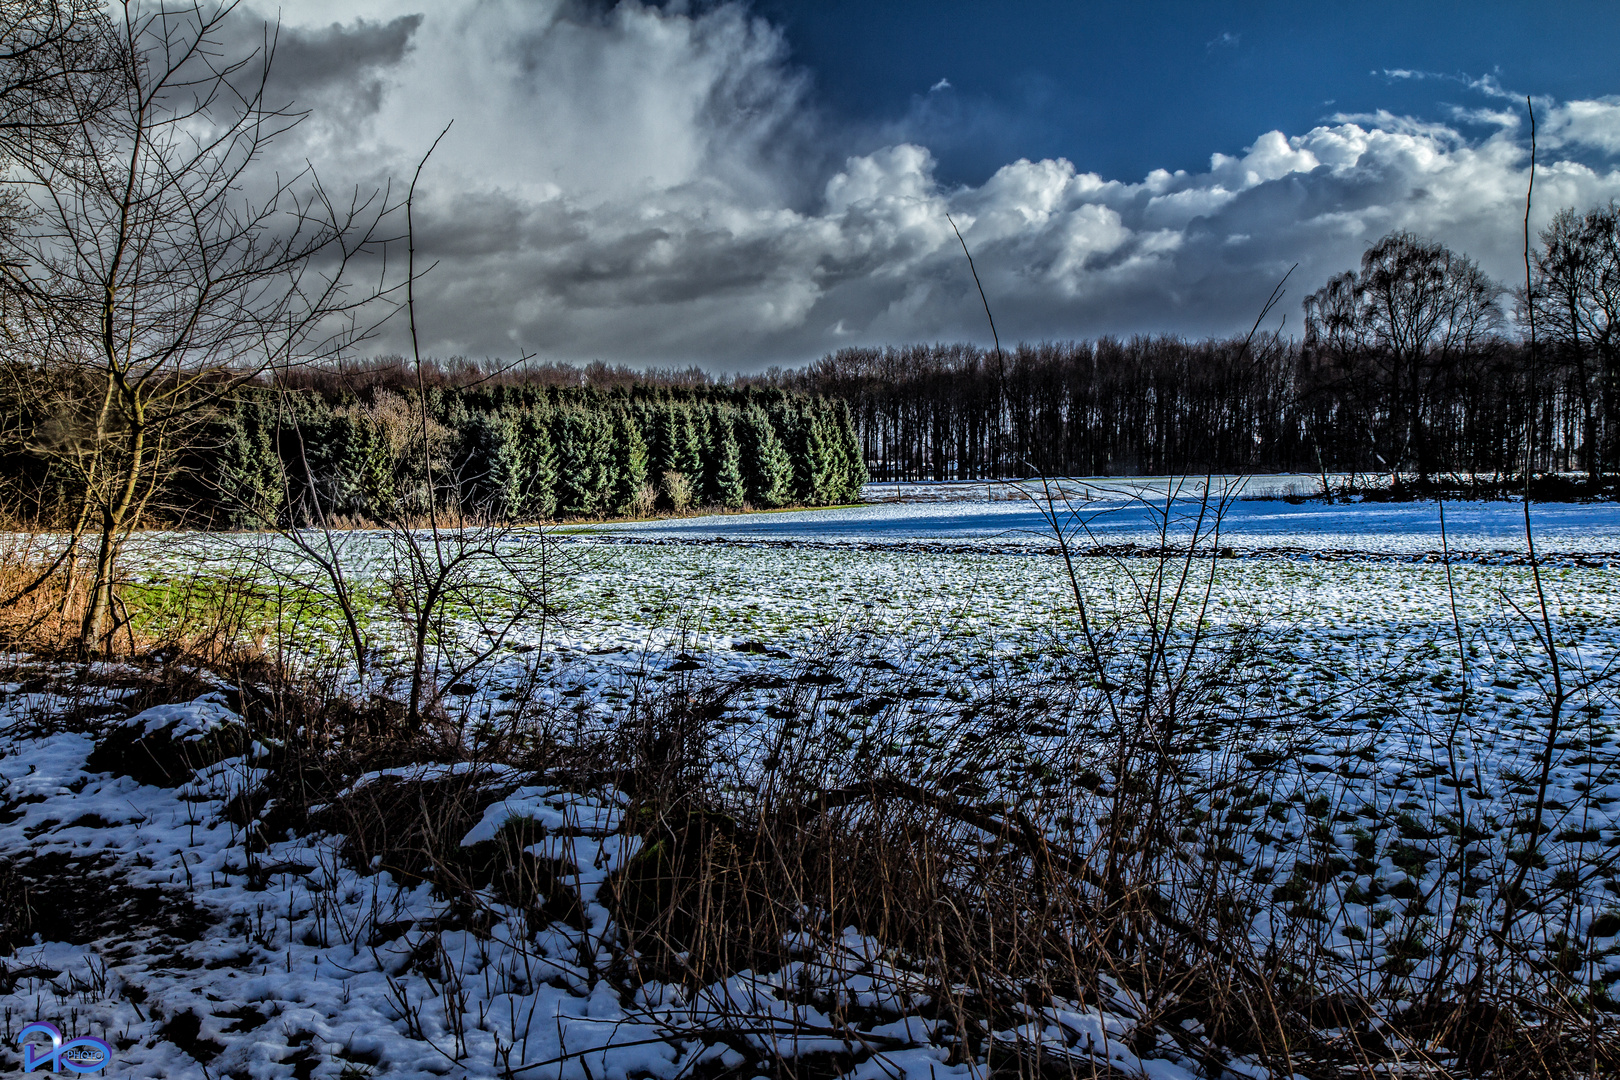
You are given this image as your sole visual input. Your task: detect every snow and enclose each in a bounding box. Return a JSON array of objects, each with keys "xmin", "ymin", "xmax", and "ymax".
[
  {"xmin": 588, "ymin": 479, "xmax": 1620, "ymax": 560},
  {"xmin": 0, "ymin": 673, "xmax": 1209, "ymax": 1079},
  {"xmin": 4, "ymin": 490, "xmax": 1619, "ymax": 1075},
  {"xmin": 125, "ymin": 694, "xmax": 241, "ymax": 740}
]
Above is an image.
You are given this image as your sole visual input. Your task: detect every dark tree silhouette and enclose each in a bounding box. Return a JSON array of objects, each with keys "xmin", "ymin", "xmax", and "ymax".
[
  {"xmin": 1304, "ymin": 231, "xmax": 1502, "ymax": 483},
  {"xmin": 1528, "ymin": 203, "xmax": 1620, "ymax": 482}
]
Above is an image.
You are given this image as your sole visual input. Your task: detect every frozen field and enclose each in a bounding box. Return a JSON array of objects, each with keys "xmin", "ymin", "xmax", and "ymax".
[
  {"xmin": 103, "ymin": 487, "xmax": 1620, "ymax": 681},
  {"xmin": 588, "ymin": 479, "xmax": 1620, "ymax": 561},
  {"xmin": 5, "ymin": 490, "xmax": 1620, "ymax": 1076},
  {"xmin": 102, "ymin": 488, "xmax": 1620, "ymax": 731}
]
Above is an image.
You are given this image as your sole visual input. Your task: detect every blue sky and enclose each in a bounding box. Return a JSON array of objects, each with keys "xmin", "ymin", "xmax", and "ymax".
[
  {"xmin": 754, "ymin": 1, "xmax": 1620, "ymax": 185},
  {"xmin": 266, "ymin": 0, "xmax": 1620, "ymax": 367}
]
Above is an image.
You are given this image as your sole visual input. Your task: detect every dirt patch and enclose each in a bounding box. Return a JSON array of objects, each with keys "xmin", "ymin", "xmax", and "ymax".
[
  {"xmin": 0, "ymin": 852, "xmax": 210, "ymax": 953},
  {"xmin": 156, "ymin": 1009, "xmax": 224, "ymax": 1064}
]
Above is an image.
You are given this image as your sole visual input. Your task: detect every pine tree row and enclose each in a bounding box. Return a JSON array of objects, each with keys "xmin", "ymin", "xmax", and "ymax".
[{"xmin": 170, "ymin": 385, "xmax": 867, "ymax": 528}]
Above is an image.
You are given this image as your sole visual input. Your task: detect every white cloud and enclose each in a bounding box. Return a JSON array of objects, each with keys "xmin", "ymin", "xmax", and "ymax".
[
  {"xmin": 1379, "ymin": 69, "xmax": 1517, "ymax": 103},
  {"xmin": 1209, "ymin": 130, "xmax": 1321, "ymax": 187},
  {"xmin": 1543, "ymin": 97, "xmax": 1620, "ymax": 154},
  {"xmin": 253, "ymin": 1, "xmax": 1620, "ymax": 367}
]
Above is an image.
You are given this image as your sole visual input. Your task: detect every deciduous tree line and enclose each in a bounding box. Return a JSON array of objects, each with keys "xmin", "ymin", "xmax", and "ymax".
[{"xmin": 793, "ymin": 219, "xmax": 1620, "ymax": 489}]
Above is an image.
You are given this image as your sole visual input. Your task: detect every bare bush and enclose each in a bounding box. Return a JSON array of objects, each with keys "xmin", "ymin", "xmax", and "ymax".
[
  {"xmin": 630, "ymin": 481, "xmax": 658, "ymax": 519},
  {"xmin": 661, "ymin": 470, "xmax": 693, "ymax": 514}
]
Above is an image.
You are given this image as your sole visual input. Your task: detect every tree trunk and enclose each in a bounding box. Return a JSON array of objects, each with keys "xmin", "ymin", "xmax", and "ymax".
[
  {"xmin": 78, "ymin": 416, "xmax": 145, "ymax": 658},
  {"xmin": 78, "ymin": 510, "xmax": 117, "ymax": 657},
  {"xmin": 1602, "ymin": 351, "xmax": 1618, "ymax": 486}
]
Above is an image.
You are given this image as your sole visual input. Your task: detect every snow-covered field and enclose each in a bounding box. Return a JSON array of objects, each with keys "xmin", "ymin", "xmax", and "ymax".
[
  {"xmin": 589, "ymin": 479, "xmax": 1620, "ymax": 561},
  {"xmin": 4, "ymin": 487, "xmax": 1619, "ymax": 1076}
]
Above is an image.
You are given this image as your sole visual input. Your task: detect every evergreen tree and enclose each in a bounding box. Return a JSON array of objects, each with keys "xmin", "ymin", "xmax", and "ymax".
[
  {"xmin": 454, "ymin": 410, "xmax": 523, "ymax": 519},
  {"xmin": 199, "ymin": 395, "xmax": 285, "ymax": 528},
  {"xmin": 441, "ymin": 393, "xmax": 470, "ymax": 435},
  {"xmin": 325, "ymin": 409, "xmax": 396, "ymax": 519},
  {"xmin": 316, "ymin": 411, "xmax": 356, "ymax": 514},
  {"xmin": 828, "ymin": 399, "xmax": 867, "ymax": 501},
  {"xmin": 779, "ymin": 398, "xmax": 814, "ymax": 503},
  {"xmin": 609, "ymin": 409, "xmax": 650, "ymax": 514},
  {"xmin": 805, "ymin": 403, "xmax": 837, "ymax": 504},
  {"xmin": 555, "ymin": 407, "xmax": 613, "ymax": 516},
  {"xmin": 515, "ymin": 404, "xmax": 558, "ymax": 520},
  {"xmin": 670, "ymin": 404, "xmax": 703, "ymax": 478},
  {"xmin": 740, "ymin": 404, "xmax": 793, "ymax": 508},
  {"xmin": 712, "ymin": 410, "xmax": 746, "ymax": 509},
  {"xmin": 651, "ymin": 403, "xmax": 676, "ymax": 476},
  {"xmin": 650, "ymin": 402, "xmax": 704, "ymax": 510},
  {"xmin": 633, "ymin": 401, "xmax": 661, "ymax": 478},
  {"xmin": 698, "ymin": 406, "xmax": 722, "ymax": 504},
  {"xmin": 0, "ymin": 374, "xmax": 882, "ymax": 528}
]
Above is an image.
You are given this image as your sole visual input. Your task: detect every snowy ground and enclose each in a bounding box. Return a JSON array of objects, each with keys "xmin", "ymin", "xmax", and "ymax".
[
  {"xmin": 4, "ymin": 488, "xmax": 1620, "ymax": 1076},
  {"xmin": 585, "ymin": 479, "xmax": 1620, "ymax": 561},
  {"xmin": 0, "ymin": 673, "xmax": 1215, "ymax": 1080}
]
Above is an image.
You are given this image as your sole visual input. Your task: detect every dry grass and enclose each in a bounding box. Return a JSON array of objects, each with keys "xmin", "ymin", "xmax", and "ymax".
[
  {"xmin": 0, "ymin": 535, "xmax": 277, "ymax": 666},
  {"xmin": 196, "ymin": 640, "xmax": 1612, "ymax": 1080},
  {"xmin": 0, "ymin": 534, "xmax": 87, "ymax": 652}
]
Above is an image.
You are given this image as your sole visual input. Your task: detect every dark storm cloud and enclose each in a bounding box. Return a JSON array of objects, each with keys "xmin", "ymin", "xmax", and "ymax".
[
  {"xmin": 203, "ymin": 8, "xmax": 422, "ymax": 124},
  {"xmin": 265, "ymin": 13, "xmax": 420, "ymax": 97}
]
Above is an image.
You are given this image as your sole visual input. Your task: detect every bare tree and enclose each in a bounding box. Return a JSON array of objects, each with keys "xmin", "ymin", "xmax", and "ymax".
[
  {"xmin": 1304, "ymin": 231, "xmax": 1501, "ymax": 484},
  {"xmin": 1527, "ymin": 202, "xmax": 1620, "ymax": 483},
  {"xmin": 0, "ymin": 1, "xmax": 391, "ymax": 656},
  {"xmin": 0, "ymin": 0, "xmax": 119, "ymax": 161},
  {"xmin": 0, "ymin": 2, "xmax": 118, "ymax": 562}
]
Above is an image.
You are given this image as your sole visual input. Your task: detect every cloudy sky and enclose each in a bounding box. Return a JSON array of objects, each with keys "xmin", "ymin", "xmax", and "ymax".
[{"xmin": 251, "ymin": 0, "xmax": 1620, "ymax": 370}]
